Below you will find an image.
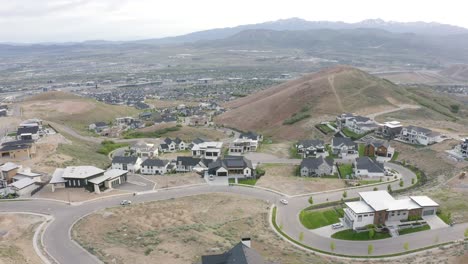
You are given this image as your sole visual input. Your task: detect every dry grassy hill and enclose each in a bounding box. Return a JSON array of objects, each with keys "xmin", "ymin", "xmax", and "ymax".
[
  {"xmin": 215, "ymin": 66, "xmax": 411, "ymax": 139},
  {"xmin": 440, "ymin": 64, "xmax": 468, "ymax": 81}
]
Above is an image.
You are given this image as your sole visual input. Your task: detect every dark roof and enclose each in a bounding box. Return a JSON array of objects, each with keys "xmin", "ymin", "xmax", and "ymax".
[
  {"xmin": 297, "ymin": 139, "xmax": 324, "ymax": 148},
  {"xmin": 177, "ymin": 156, "xmax": 201, "ymax": 166},
  {"xmin": 240, "ymin": 131, "xmax": 260, "ymax": 140},
  {"xmin": 160, "ymin": 144, "xmax": 169, "ymax": 149},
  {"xmin": 2, "ymin": 140, "xmax": 34, "ymax": 146},
  {"xmin": 174, "ymin": 137, "xmax": 184, "ymax": 144},
  {"xmin": 405, "ymin": 125, "xmax": 432, "ymax": 134},
  {"xmin": 17, "ymin": 126, "xmax": 39, "ymax": 135},
  {"xmin": 93, "ymin": 122, "xmax": 108, "ymax": 127},
  {"xmin": 112, "ymin": 156, "xmax": 138, "ymax": 164},
  {"xmin": 353, "ymin": 115, "xmax": 372, "ymax": 123},
  {"xmin": 164, "ymin": 138, "xmax": 173, "ymax": 144},
  {"xmin": 365, "ymin": 139, "xmax": 389, "ymax": 148},
  {"xmin": 332, "ymin": 137, "xmax": 356, "ymax": 148},
  {"xmin": 0, "ymin": 144, "xmax": 31, "ymax": 152},
  {"xmin": 141, "ymin": 159, "xmax": 169, "ymax": 167},
  {"xmin": 192, "ymin": 138, "xmax": 206, "ymax": 144},
  {"xmin": 300, "ymin": 156, "xmax": 333, "ymax": 170},
  {"xmin": 208, "ymin": 156, "xmax": 253, "ymax": 173},
  {"xmin": 201, "ymin": 242, "xmax": 266, "ymax": 264},
  {"xmin": 355, "ymin": 157, "xmax": 385, "ymax": 173}
]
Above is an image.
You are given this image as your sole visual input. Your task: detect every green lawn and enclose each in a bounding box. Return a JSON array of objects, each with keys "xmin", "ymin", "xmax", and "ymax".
[
  {"xmin": 436, "ymin": 211, "xmax": 452, "ymax": 225},
  {"xmin": 398, "ymin": 225, "xmax": 430, "ymax": 235},
  {"xmin": 97, "ymin": 140, "xmax": 128, "ymax": 155},
  {"xmin": 390, "ymin": 151, "xmax": 400, "ymax": 162},
  {"xmin": 317, "ymin": 124, "xmax": 334, "ymax": 134},
  {"xmin": 341, "ymin": 128, "xmax": 364, "ymax": 140},
  {"xmin": 299, "ymin": 208, "xmax": 343, "ymax": 229},
  {"xmin": 123, "ymin": 126, "xmax": 180, "ymax": 139},
  {"xmin": 359, "ymin": 179, "xmax": 381, "ymax": 185},
  {"xmin": 331, "ymin": 229, "xmax": 391, "ymax": 240},
  {"xmin": 358, "ymin": 144, "xmax": 365, "ymax": 157},
  {"xmin": 229, "ymin": 178, "xmax": 258, "ymax": 185},
  {"xmin": 338, "ymin": 164, "xmax": 353, "ymax": 178}
]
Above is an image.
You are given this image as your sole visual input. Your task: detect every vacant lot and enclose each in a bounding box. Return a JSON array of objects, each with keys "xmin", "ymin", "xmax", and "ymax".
[
  {"xmin": 255, "ymin": 164, "xmax": 345, "ymax": 195},
  {"xmin": 35, "ymin": 187, "xmax": 129, "ymax": 202},
  {"xmin": 72, "ymin": 193, "xmax": 332, "ymax": 264},
  {"xmin": 0, "ymin": 213, "xmax": 44, "ymax": 264},
  {"xmin": 257, "ymin": 141, "xmax": 292, "ymax": 158},
  {"xmin": 146, "ymin": 172, "xmax": 206, "ymax": 189},
  {"xmin": 138, "ymin": 124, "xmax": 226, "ymax": 142}
]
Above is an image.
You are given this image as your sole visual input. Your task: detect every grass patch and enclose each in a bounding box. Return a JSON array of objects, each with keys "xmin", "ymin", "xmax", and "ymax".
[
  {"xmin": 390, "ymin": 151, "xmax": 399, "ymax": 162},
  {"xmin": 342, "ymin": 128, "xmax": 365, "ymax": 140},
  {"xmin": 123, "ymin": 126, "xmax": 180, "ymax": 139},
  {"xmin": 359, "ymin": 180, "xmax": 382, "ymax": 185},
  {"xmin": 332, "ymin": 229, "xmax": 391, "ymax": 240},
  {"xmin": 229, "ymin": 178, "xmax": 258, "ymax": 185},
  {"xmin": 338, "ymin": 164, "xmax": 353, "ymax": 178},
  {"xmin": 398, "ymin": 225, "xmax": 430, "ymax": 235},
  {"xmin": 299, "ymin": 208, "xmax": 343, "ymax": 229},
  {"xmin": 289, "ymin": 145, "xmax": 302, "ymax": 159},
  {"xmin": 436, "ymin": 210, "xmax": 452, "ymax": 225},
  {"xmin": 97, "ymin": 140, "xmax": 128, "ymax": 155},
  {"xmin": 283, "ymin": 112, "xmax": 310, "ymax": 125},
  {"xmin": 316, "ymin": 124, "xmax": 334, "ymax": 134}
]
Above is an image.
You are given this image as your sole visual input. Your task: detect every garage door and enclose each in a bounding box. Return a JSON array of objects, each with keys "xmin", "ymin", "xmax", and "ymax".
[
  {"xmin": 423, "ymin": 209, "xmax": 435, "ymax": 216},
  {"xmin": 217, "ymin": 172, "xmax": 227, "ymax": 177}
]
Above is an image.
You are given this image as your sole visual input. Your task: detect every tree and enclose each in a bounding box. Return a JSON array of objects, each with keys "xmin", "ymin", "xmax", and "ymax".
[
  {"xmin": 369, "ymin": 229, "xmax": 375, "ymax": 239},
  {"xmin": 299, "ymin": 232, "xmax": 304, "ymax": 242},
  {"xmin": 403, "ymin": 242, "xmax": 409, "ymax": 251},
  {"xmin": 373, "ymin": 187, "xmax": 378, "ymax": 191},
  {"xmin": 368, "ymin": 244, "xmax": 374, "ymax": 255},
  {"xmin": 342, "ymin": 191, "xmax": 347, "ymax": 198},
  {"xmin": 330, "ymin": 241, "xmax": 336, "ymax": 252},
  {"xmin": 387, "ymin": 184, "xmax": 392, "ymax": 193},
  {"xmin": 308, "ymin": 197, "xmax": 313, "ymax": 205},
  {"xmin": 399, "ymin": 180, "xmax": 404, "ymax": 187},
  {"xmin": 464, "ymin": 228, "xmax": 468, "ymax": 238},
  {"xmin": 411, "ymin": 178, "xmax": 415, "ymax": 185}
]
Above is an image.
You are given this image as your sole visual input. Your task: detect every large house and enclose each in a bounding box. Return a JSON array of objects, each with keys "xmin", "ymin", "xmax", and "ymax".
[
  {"xmin": 207, "ymin": 156, "xmax": 254, "ymax": 178},
  {"xmin": 0, "ymin": 140, "xmax": 36, "ymax": 160},
  {"xmin": 363, "ymin": 139, "xmax": 394, "ymax": 158},
  {"xmin": 49, "ymin": 166, "xmax": 128, "ymax": 193},
  {"xmin": 88, "ymin": 122, "xmax": 109, "ymax": 133},
  {"xmin": 398, "ymin": 126, "xmax": 441, "ymax": 146},
  {"xmin": 191, "ymin": 141, "xmax": 223, "ymax": 160},
  {"xmin": 111, "ymin": 156, "xmax": 142, "ymax": 173},
  {"xmin": 239, "ymin": 131, "xmax": 263, "ymax": 142},
  {"xmin": 300, "ymin": 156, "xmax": 334, "ymax": 177},
  {"xmin": 175, "ymin": 156, "xmax": 209, "ymax": 173},
  {"xmin": 16, "ymin": 126, "xmax": 40, "ymax": 141},
  {"xmin": 228, "ymin": 132, "xmax": 263, "ymax": 154},
  {"xmin": 140, "ymin": 159, "xmax": 170, "ymax": 175},
  {"xmin": 331, "ymin": 137, "xmax": 357, "ymax": 158},
  {"xmin": 296, "ymin": 139, "xmax": 326, "ymax": 158},
  {"xmin": 377, "ymin": 121, "xmax": 403, "ymax": 139},
  {"xmin": 1, "ymin": 162, "xmax": 41, "ymax": 189},
  {"xmin": 336, "ymin": 113, "xmax": 378, "ymax": 134},
  {"xmin": 344, "ymin": 191, "xmax": 439, "ymax": 230},
  {"xmin": 201, "ymin": 238, "xmax": 267, "ymax": 264},
  {"xmin": 354, "ymin": 157, "xmax": 385, "ymax": 178},
  {"xmin": 160, "ymin": 138, "xmax": 186, "ymax": 152},
  {"xmin": 131, "ymin": 141, "xmax": 159, "ymax": 158}
]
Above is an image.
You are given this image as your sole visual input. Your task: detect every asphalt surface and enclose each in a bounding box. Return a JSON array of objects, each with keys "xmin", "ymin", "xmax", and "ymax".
[{"xmin": 1, "ymin": 164, "xmax": 466, "ymax": 263}]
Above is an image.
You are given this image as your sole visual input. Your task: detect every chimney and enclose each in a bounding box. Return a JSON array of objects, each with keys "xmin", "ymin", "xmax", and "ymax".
[{"xmin": 241, "ymin": 238, "xmax": 251, "ymax": 248}]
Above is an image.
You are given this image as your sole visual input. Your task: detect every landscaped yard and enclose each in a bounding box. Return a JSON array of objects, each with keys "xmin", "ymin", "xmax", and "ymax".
[
  {"xmin": 359, "ymin": 179, "xmax": 382, "ymax": 185},
  {"xmin": 299, "ymin": 207, "xmax": 343, "ymax": 229},
  {"xmin": 338, "ymin": 164, "xmax": 353, "ymax": 178},
  {"xmin": 342, "ymin": 128, "xmax": 364, "ymax": 140},
  {"xmin": 331, "ymin": 229, "xmax": 391, "ymax": 240},
  {"xmin": 229, "ymin": 178, "xmax": 258, "ymax": 185},
  {"xmin": 398, "ymin": 225, "xmax": 430, "ymax": 235},
  {"xmin": 316, "ymin": 124, "xmax": 334, "ymax": 134}
]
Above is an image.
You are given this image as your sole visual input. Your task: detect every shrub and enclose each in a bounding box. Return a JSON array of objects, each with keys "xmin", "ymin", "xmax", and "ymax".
[
  {"xmin": 342, "ymin": 191, "xmax": 347, "ymax": 198},
  {"xmin": 387, "ymin": 184, "xmax": 392, "ymax": 193},
  {"xmin": 399, "ymin": 180, "xmax": 404, "ymax": 187},
  {"xmin": 308, "ymin": 197, "xmax": 313, "ymax": 205},
  {"xmin": 368, "ymin": 244, "xmax": 374, "ymax": 255},
  {"xmin": 369, "ymin": 229, "xmax": 375, "ymax": 239},
  {"xmin": 403, "ymin": 242, "xmax": 409, "ymax": 251}
]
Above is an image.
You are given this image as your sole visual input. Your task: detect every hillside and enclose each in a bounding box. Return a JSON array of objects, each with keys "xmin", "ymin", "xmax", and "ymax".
[
  {"xmin": 440, "ymin": 64, "xmax": 468, "ymax": 81},
  {"xmin": 215, "ymin": 66, "xmax": 411, "ymax": 139}
]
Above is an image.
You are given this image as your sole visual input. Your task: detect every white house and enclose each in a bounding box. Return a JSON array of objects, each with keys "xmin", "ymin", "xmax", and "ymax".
[
  {"xmin": 343, "ymin": 191, "xmax": 439, "ymax": 230},
  {"xmin": 111, "ymin": 156, "xmax": 142, "ymax": 173},
  {"xmin": 399, "ymin": 126, "xmax": 441, "ymax": 146},
  {"xmin": 228, "ymin": 138, "xmax": 259, "ymax": 154},
  {"xmin": 131, "ymin": 141, "xmax": 159, "ymax": 158},
  {"xmin": 140, "ymin": 159, "xmax": 170, "ymax": 175},
  {"xmin": 336, "ymin": 113, "xmax": 378, "ymax": 134},
  {"xmin": 8, "ymin": 178, "xmax": 37, "ymax": 196},
  {"xmin": 207, "ymin": 156, "xmax": 254, "ymax": 178},
  {"xmin": 354, "ymin": 157, "xmax": 385, "ymax": 178},
  {"xmin": 191, "ymin": 141, "xmax": 223, "ymax": 160}
]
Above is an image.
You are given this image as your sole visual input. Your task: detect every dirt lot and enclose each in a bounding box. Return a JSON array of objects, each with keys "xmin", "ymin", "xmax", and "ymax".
[
  {"xmin": 72, "ymin": 193, "xmax": 336, "ymax": 264},
  {"xmin": 139, "ymin": 124, "xmax": 227, "ymax": 142},
  {"xmin": 0, "ymin": 213, "xmax": 44, "ymax": 264},
  {"xmin": 144, "ymin": 172, "xmax": 206, "ymax": 189},
  {"xmin": 258, "ymin": 141, "xmax": 293, "ymax": 158},
  {"xmin": 255, "ymin": 164, "xmax": 345, "ymax": 195},
  {"xmin": 34, "ymin": 187, "xmax": 129, "ymax": 202}
]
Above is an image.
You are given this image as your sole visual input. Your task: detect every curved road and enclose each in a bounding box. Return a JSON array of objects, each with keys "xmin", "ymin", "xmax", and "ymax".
[{"xmin": 1, "ymin": 164, "xmax": 466, "ymax": 263}]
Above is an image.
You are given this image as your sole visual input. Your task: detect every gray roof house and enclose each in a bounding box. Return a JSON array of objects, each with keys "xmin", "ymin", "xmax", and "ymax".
[
  {"xmin": 207, "ymin": 156, "xmax": 254, "ymax": 178},
  {"xmin": 176, "ymin": 156, "xmax": 209, "ymax": 173},
  {"xmin": 140, "ymin": 159, "xmax": 170, "ymax": 175},
  {"xmin": 300, "ymin": 156, "xmax": 334, "ymax": 177},
  {"xmin": 111, "ymin": 156, "xmax": 142, "ymax": 173},
  {"xmin": 201, "ymin": 239, "xmax": 267, "ymax": 264},
  {"xmin": 332, "ymin": 137, "xmax": 357, "ymax": 157},
  {"xmin": 296, "ymin": 139, "xmax": 325, "ymax": 157},
  {"xmin": 354, "ymin": 157, "xmax": 385, "ymax": 178}
]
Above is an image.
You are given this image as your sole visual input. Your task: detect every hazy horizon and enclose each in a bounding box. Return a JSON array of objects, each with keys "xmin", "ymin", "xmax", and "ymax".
[{"xmin": 2, "ymin": 0, "xmax": 468, "ymax": 43}]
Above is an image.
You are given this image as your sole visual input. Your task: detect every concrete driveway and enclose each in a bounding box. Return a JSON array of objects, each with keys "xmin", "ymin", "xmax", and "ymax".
[
  {"xmin": 312, "ymin": 225, "xmax": 343, "ymax": 238},
  {"xmin": 114, "ymin": 174, "xmax": 155, "ymax": 192},
  {"xmin": 423, "ymin": 215, "xmax": 449, "ymax": 230}
]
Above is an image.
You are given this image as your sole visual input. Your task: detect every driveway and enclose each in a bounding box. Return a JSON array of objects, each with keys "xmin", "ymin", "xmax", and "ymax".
[
  {"xmin": 423, "ymin": 215, "xmax": 449, "ymax": 230},
  {"xmin": 114, "ymin": 174, "xmax": 155, "ymax": 192},
  {"xmin": 312, "ymin": 225, "xmax": 342, "ymax": 238}
]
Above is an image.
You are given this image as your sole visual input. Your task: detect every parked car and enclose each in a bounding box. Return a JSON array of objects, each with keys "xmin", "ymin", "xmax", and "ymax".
[
  {"xmin": 332, "ymin": 223, "xmax": 344, "ymax": 229},
  {"xmin": 120, "ymin": 200, "xmax": 132, "ymax": 205},
  {"xmin": 280, "ymin": 199, "xmax": 288, "ymax": 205},
  {"xmin": 208, "ymin": 175, "xmax": 214, "ymax": 181}
]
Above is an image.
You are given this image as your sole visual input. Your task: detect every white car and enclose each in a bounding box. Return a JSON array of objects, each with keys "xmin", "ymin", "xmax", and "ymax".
[
  {"xmin": 332, "ymin": 223, "xmax": 344, "ymax": 229},
  {"xmin": 120, "ymin": 200, "xmax": 132, "ymax": 206},
  {"xmin": 279, "ymin": 199, "xmax": 288, "ymax": 205},
  {"xmin": 208, "ymin": 175, "xmax": 215, "ymax": 181}
]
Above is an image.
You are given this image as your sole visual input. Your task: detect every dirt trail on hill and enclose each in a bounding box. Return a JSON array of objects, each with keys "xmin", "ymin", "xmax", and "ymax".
[{"xmin": 327, "ymin": 75, "xmax": 344, "ymax": 112}]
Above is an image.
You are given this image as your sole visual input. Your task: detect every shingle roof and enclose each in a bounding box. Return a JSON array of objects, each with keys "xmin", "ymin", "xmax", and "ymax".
[
  {"xmin": 177, "ymin": 156, "xmax": 201, "ymax": 166},
  {"xmin": 355, "ymin": 157, "xmax": 384, "ymax": 173},
  {"xmin": 240, "ymin": 131, "xmax": 260, "ymax": 140},
  {"xmin": 300, "ymin": 156, "xmax": 333, "ymax": 170},
  {"xmin": 298, "ymin": 139, "xmax": 324, "ymax": 148},
  {"xmin": 112, "ymin": 156, "xmax": 138, "ymax": 164},
  {"xmin": 332, "ymin": 137, "xmax": 356, "ymax": 148},
  {"xmin": 164, "ymin": 138, "xmax": 173, "ymax": 144},
  {"xmin": 141, "ymin": 159, "xmax": 169, "ymax": 167},
  {"xmin": 17, "ymin": 126, "xmax": 39, "ymax": 135},
  {"xmin": 201, "ymin": 242, "xmax": 266, "ymax": 264}
]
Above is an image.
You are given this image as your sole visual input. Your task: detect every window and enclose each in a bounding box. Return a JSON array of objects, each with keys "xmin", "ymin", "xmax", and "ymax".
[
  {"xmin": 369, "ymin": 214, "xmax": 374, "ymax": 216},
  {"xmin": 364, "ymin": 214, "xmax": 368, "ymax": 217},
  {"xmin": 357, "ymin": 215, "xmax": 362, "ymax": 222}
]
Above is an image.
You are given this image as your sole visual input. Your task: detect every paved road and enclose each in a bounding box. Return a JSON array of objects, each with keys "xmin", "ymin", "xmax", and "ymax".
[{"xmin": 0, "ymin": 164, "xmax": 464, "ymax": 263}]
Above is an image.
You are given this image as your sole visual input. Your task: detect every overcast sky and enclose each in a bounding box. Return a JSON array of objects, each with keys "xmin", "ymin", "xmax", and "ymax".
[{"xmin": 1, "ymin": 0, "xmax": 468, "ymax": 43}]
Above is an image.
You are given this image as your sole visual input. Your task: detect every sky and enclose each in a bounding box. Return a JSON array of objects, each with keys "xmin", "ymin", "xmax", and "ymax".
[{"xmin": 1, "ymin": 0, "xmax": 468, "ymax": 43}]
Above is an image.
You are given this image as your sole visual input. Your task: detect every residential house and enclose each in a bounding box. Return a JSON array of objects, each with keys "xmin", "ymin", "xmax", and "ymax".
[
  {"xmin": 192, "ymin": 141, "xmax": 223, "ymax": 160},
  {"xmin": 131, "ymin": 141, "xmax": 158, "ymax": 158},
  {"xmin": 343, "ymin": 190, "xmax": 439, "ymax": 230},
  {"xmin": 354, "ymin": 157, "xmax": 385, "ymax": 178},
  {"xmin": 0, "ymin": 162, "xmax": 20, "ymax": 187},
  {"xmin": 229, "ymin": 138, "xmax": 259, "ymax": 154},
  {"xmin": 296, "ymin": 139, "xmax": 326, "ymax": 158},
  {"xmin": 363, "ymin": 139, "xmax": 394, "ymax": 158},
  {"xmin": 111, "ymin": 156, "xmax": 142, "ymax": 173},
  {"xmin": 300, "ymin": 156, "xmax": 335, "ymax": 177},
  {"xmin": 0, "ymin": 140, "xmax": 36, "ymax": 160},
  {"xmin": 207, "ymin": 156, "xmax": 254, "ymax": 178},
  {"xmin": 175, "ymin": 156, "xmax": 209, "ymax": 173},
  {"xmin": 187, "ymin": 115, "xmax": 210, "ymax": 126},
  {"xmin": 161, "ymin": 138, "xmax": 186, "ymax": 152},
  {"xmin": 201, "ymin": 238, "xmax": 267, "ymax": 264},
  {"xmin": 331, "ymin": 137, "xmax": 357, "ymax": 158},
  {"xmin": 9, "ymin": 178, "xmax": 37, "ymax": 196},
  {"xmin": 140, "ymin": 159, "xmax": 170, "ymax": 175},
  {"xmin": 377, "ymin": 121, "xmax": 403, "ymax": 139},
  {"xmin": 16, "ymin": 126, "xmax": 40, "ymax": 141},
  {"xmin": 336, "ymin": 113, "xmax": 378, "ymax": 134},
  {"xmin": 457, "ymin": 138, "xmax": 468, "ymax": 158},
  {"xmin": 398, "ymin": 126, "xmax": 441, "ymax": 146},
  {"xmin": 239, "ymin": 131, "xmax": 263, "ymax": 142},
  {"xmin": 88, "ymin": 122, "xmax": 109, "ymax": 133},
  {"xmin": 49, "ymin": 166, "xmax": 128, "ymax": 193}
]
